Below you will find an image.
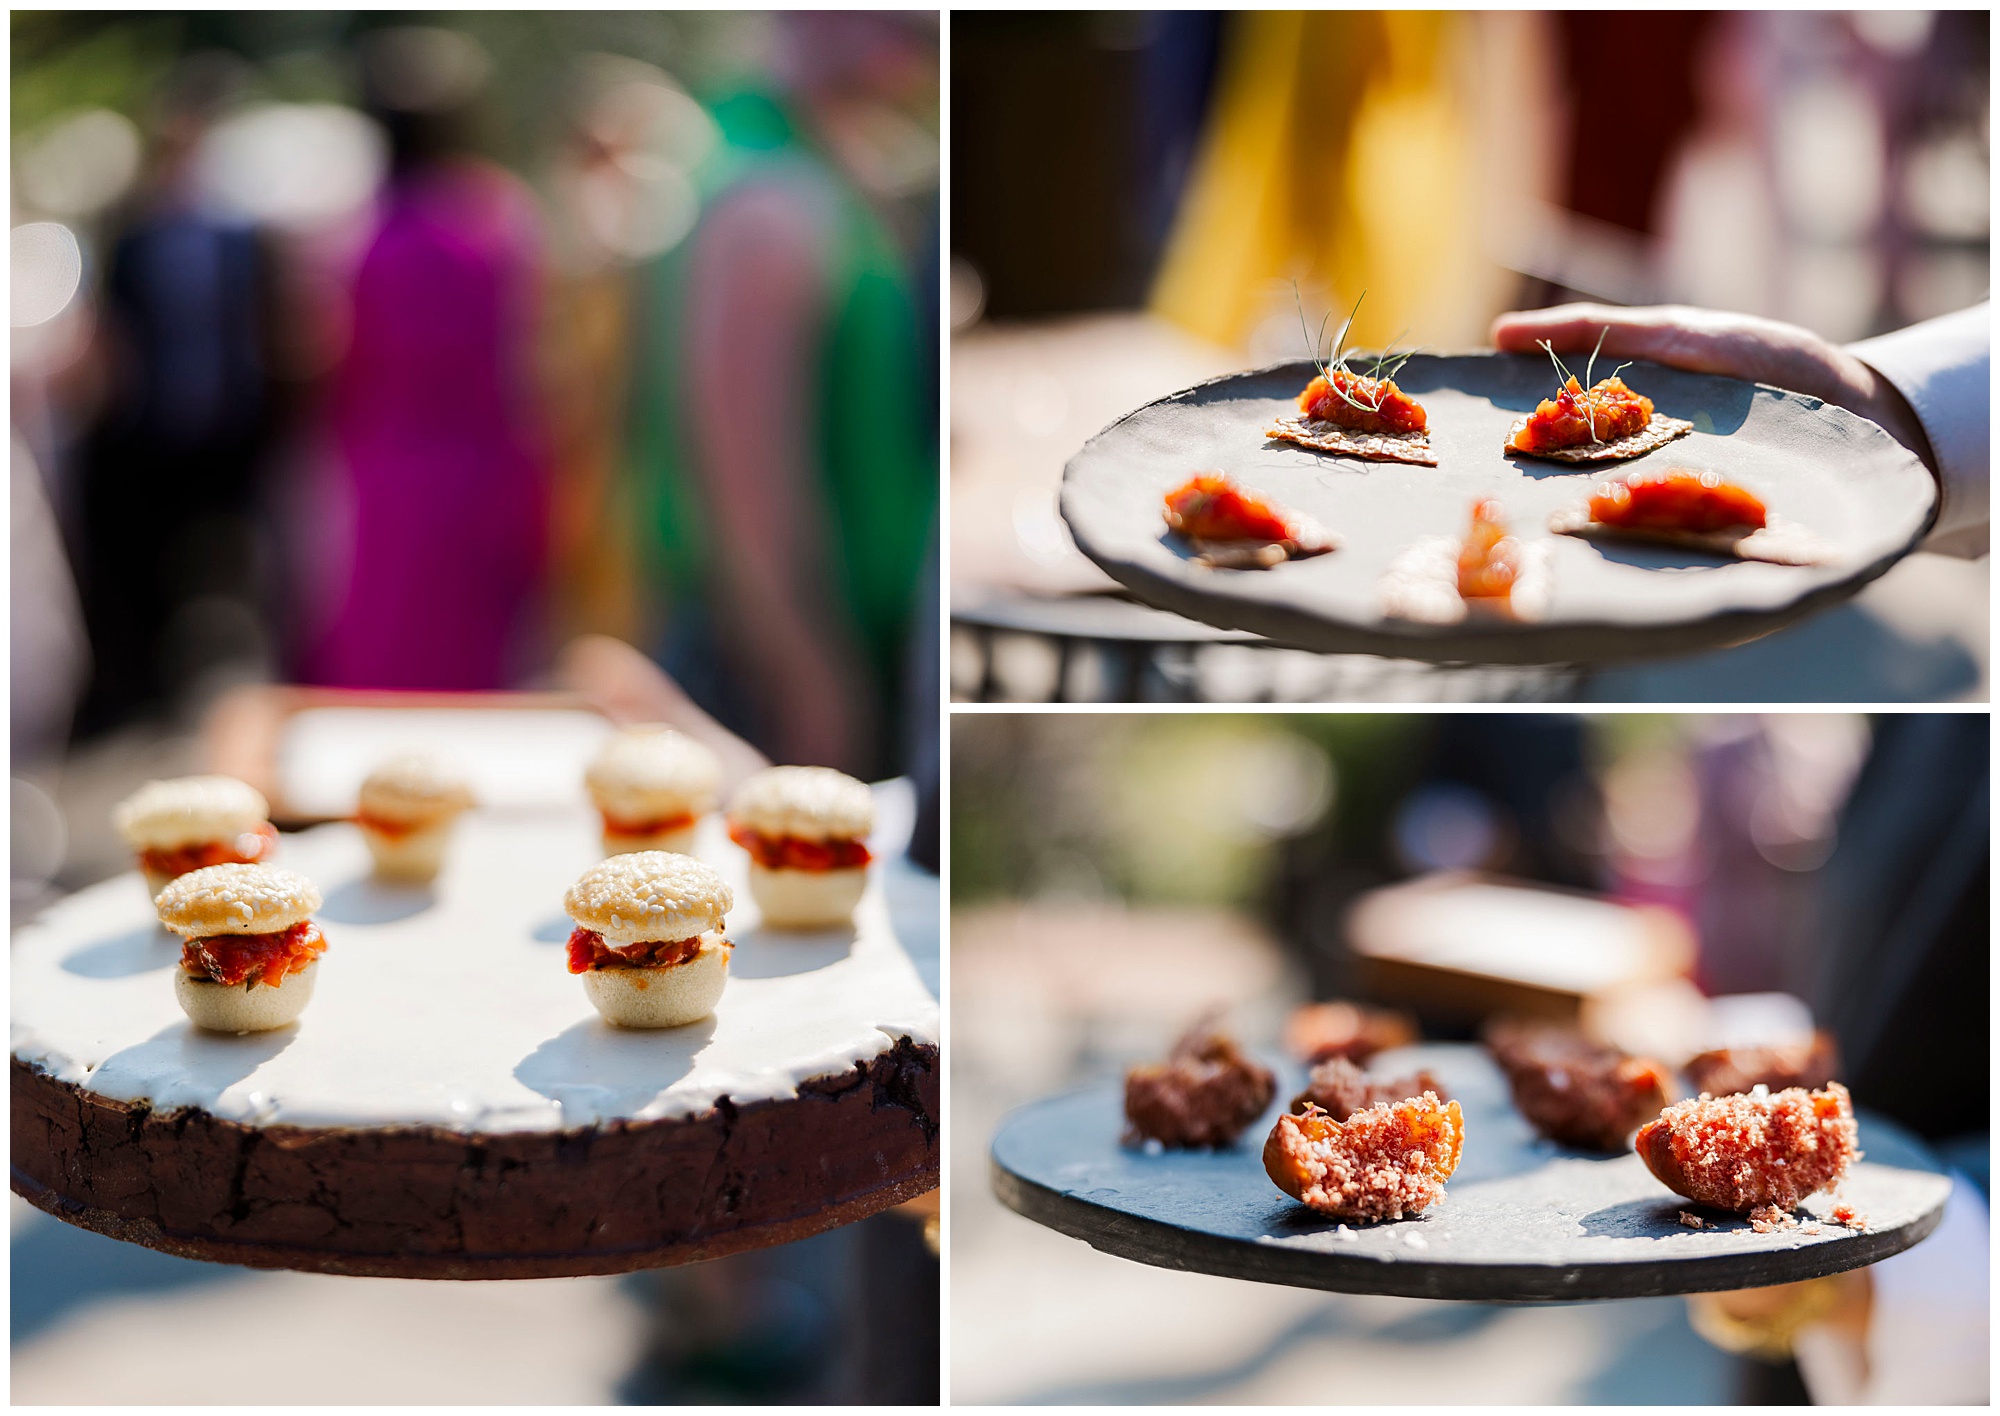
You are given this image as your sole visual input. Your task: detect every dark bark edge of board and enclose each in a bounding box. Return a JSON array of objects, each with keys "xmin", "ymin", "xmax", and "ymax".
[{"xmin": 11, "ymin": 1037, "xmax": 938, "ymax": 1280}]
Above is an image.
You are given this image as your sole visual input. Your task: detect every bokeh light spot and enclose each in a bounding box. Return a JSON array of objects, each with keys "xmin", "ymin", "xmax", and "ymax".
[
  {"xmin": 194, "ymin": 104, "xmax": 386, "ymax": 232},
  {"xmin": 11, "ymin": 223, "xmax": 84, "ymax": 328},
  {"xmin": 17, "ymin": 109, "xmax": 142, "ymax": 219}
]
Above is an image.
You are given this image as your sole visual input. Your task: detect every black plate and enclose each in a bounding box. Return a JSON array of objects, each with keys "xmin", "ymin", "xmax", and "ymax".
[
  {"xmin": 1059, "ymin": 355, "xmax": 1936, "ymax": 664},
  {"xmin": 990, "ymin": 1045, "xmax": 1950, "ymax": 1302}
]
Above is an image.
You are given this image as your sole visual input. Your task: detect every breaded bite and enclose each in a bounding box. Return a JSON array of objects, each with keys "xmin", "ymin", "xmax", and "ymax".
[
  {"xmin": 1635, "ymin": 1082, "xmax": 1859, "ymax": 1214},
  {"xmin": 1264, "ymin": 1093, "xmax": 1464, "ymax": 1221}
]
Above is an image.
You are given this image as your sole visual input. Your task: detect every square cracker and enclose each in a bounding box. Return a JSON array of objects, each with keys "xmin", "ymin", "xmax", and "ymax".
[
  {"xmin": 1505, "ymin": 414, "xmax": 1694, "ymax": 464},
  {"xmin": 1548, "ymin": 506, "xmax": 1835, "ymax": 566},
  {"xmin": 1268, "ymin": 415, "xmax": 1438, "ymax": 467}
]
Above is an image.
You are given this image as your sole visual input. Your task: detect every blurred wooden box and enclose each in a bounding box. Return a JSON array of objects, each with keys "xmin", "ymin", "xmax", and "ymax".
[{"xmin": 1345, "ymin": 871, "xmax": 1696, "ymax": 1028}]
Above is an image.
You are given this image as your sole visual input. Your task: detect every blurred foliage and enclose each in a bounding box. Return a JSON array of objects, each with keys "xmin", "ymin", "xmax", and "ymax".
[
  {"xmin": 11, "ymin": 10, "xmax": 760, "ymax": 173},
  {"xmin": 951, "ymin": 713, "xmax": 1436, "ymax": 910},
  {"xmin": 12, "ymin": 14, "xmax": 181, "ymax": 132},
  {"xmin": 950, "ymin": 713, "xmax": 1720, "ymax": 911}
]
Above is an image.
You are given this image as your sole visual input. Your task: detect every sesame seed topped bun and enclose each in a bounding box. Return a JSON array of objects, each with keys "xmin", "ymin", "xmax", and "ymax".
[
  {"xmin": 176, "ymin": 960, "xmax": 320, "ymax": 1033},
  {"xmin": 156, "ymin": 863, "xmax": 323, "ymax": 938},
  {"xmin": 115, "ymin": 776, "xmax": 271, "ymax": 852},
  {"xmin": 564, "ymin": 851, "xmax": 732, "ymax": 947},
  {"xmin": 581, "ymin": 940, "xmax": 730, "ymax": 1028},
  {"xmin": 727, "ymin": 766, "xmax": 874, "ymax": 843},
  {"xmin": 357, "ymin": 755, "xmax": 475, "ymax": 826},
  {"xmin": 584, "ymin": 726, "xmax": 723, "ymax": 823}
]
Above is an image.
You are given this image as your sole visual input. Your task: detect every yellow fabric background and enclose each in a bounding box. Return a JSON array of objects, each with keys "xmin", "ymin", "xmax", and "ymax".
[{"xmin": 1151, "ymin": 11, "xmax": 1489, "ymax": 358}]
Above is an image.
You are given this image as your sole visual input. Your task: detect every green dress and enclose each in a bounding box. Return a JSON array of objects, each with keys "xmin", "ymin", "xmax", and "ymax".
[{"xmin": 627, "ymin": 88, "xmax": 935, "ymax": 757}]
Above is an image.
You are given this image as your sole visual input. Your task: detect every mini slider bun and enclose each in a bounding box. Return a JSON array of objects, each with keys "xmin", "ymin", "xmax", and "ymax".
[
  {"xmin": 116, "ymin": 776, "xmax": 271, "ymax": 854},
  {"xmin": 746, "ymin": 864, "xmax": 868, "ymax": 930},
  {"xmin": 580, "ymin": 945, "xmax": 729, "ymax": 1030},
  {"xmin": 156, "ymin": 863, "xmax": 325, "ymax": 1033},
  {"xmin": 356, "ymin": 754, "xmax": 475, "ymax": 882},
  {"xmin": 585, "ymin": 725, "xmax": 724, "ymax": 857},
  {"xmin": 728, "ymin": 766, "xmax": 874, "ymax": 929},
  {"xmin": 564, "ymin": 852, "xmax": 732, "ymax": 1028},
  {"xmin": 114, "ymin": 775, "xmax": 274, "ymax": 896},
  {"xmin": 156, "ymin": 862, "xmax": 321, "ymax": 937}
]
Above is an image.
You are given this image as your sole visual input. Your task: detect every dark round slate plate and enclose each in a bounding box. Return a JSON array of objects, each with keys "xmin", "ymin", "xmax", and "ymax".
[
  {"xmin": 989, "ymin": 1044, "xmax": 1950, "ymax": 1302},
  {"xmin": 1058, "ymin": 355, "xmax": 1937, "ymax": 664}
]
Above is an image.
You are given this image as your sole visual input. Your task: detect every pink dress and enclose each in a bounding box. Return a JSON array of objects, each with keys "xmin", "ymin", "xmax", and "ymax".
[{"xmin": 308, "ymin": 163, "xmax": 549, "ymax": 690}]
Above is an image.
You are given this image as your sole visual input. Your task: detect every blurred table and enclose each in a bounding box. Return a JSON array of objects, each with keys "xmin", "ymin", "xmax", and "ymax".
[
  {"xmin": 1345, "ymin": 871, "xmax": 1695, "ymax": 1028},
  {"xmin": 199, "ymin": 686, "xmax": 645, "ymax": 820}
]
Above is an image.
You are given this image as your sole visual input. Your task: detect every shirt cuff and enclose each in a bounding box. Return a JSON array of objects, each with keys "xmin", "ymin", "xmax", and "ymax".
[{"xmin": 1846, "ymin": 303, "xmax": 1990, "ymax": 558}]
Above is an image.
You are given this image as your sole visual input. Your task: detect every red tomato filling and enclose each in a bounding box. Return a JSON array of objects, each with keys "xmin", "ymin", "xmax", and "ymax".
[
  {"xmin": 1456, "ymin": 499, "xmax": 1520, "ymax": 601},
  {"xmin": 727, "ymin": 823, "xmax": 872, "ymax": 872},
  {"xmin": 1297, "ymin": 370, "xmax": 1428, "ymax": 434},
  {"xmin": 140, "ymin": 823, "xmax": 278, "ymax": 878},
  {"xmin": 565, "ymin": 927, "xmax": 705, "ymax": 974},
  {"xmin": 1590, "ymin": 468, "xmax": 1767, "ymax": 533},
  {"xmin": 181, "ymin": 920, "xmax": 326, "ymax": 987},
  {"xmin": 1511, "ymin": 376, "xmax": 1653, "ymax": 452},
  {"xmin": 1163, "ymin": 473, "xmax": 1297, "ymax": 544},
  {"xmin": 601, "ymin": 810, "xmax": 697, "ymax": 839}
]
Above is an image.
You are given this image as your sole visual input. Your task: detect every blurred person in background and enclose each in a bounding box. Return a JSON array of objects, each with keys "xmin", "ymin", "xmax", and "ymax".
[
  {"xmin": 1813, "ymin": 715, "xmax": 1986, "ymax": 1182},
  {"xmin": 535, "ymin": 58, "xmax": 683, "ymax": 656},
  {"xmin": 1688, "ymin": 713, "xmax": 1988, "ymax": 1404},
  {"xmin": 1148, "ymin": 11, "xmax": 1987, "ymax": 363},
  {"xmin": 304, "ymin": 27, "xmax": 552, "ymax": 691},
  {"xmin": 1149, "ymin": 10, "xmax": 1524, "ymax": 356},
  {"xmin": 625, "ymin": 12, "xmax": 936, "ymax": 779},
  {"xmin": 70, "ymin": 53, "xmax": 279, "ymax": 734}
]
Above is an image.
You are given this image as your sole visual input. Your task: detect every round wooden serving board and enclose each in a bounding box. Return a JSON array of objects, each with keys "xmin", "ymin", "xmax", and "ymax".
[
  {"xmin": 1059, "ymin": 355, "xmax": 1936, "ymax": 664},
  {"xmin": 13, "ymin": 805, "xmax": 940, "ymax": 1279},
  {"xmin": 990, "ymin": 1045, "xmax": 1948, "ymax": 1302}
]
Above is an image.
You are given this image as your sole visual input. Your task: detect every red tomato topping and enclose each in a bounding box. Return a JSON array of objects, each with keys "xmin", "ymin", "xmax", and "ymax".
[
  {"xmin": 1589, "ymin": 468, "xmax": 1767, "ymax": 533},
  {"xmin": 140, "ymin": 823, "xmax": 278, "ymax": 879},
  {"xmin": 600, "ymin": 810, "xmax": 697, "ymax": 840},
  {"xmin": 1163, "ymin": 473, "xmax": 1297, "ymax": 544},
  {"xmin": 1510, "ymin": 376, "xmax": 1653, "ymax": 453},
  {"xmin": 181, "ymin": 920, "xmax": 326, "ymax": 987},
  {"xmin": 1297, "ymin": 369, "xmax": 1428, "ymax": 434},
  {"xmin": 727, "ymin": 823, "xmax": 872, "ymax": 873},
  {"xmin": 1456, "ymin": 499, "xmax": 1520, "ymax": 601},
  {"xmin": 565, "ymin": 927, "xmax": 705, "ymax": 974}
]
